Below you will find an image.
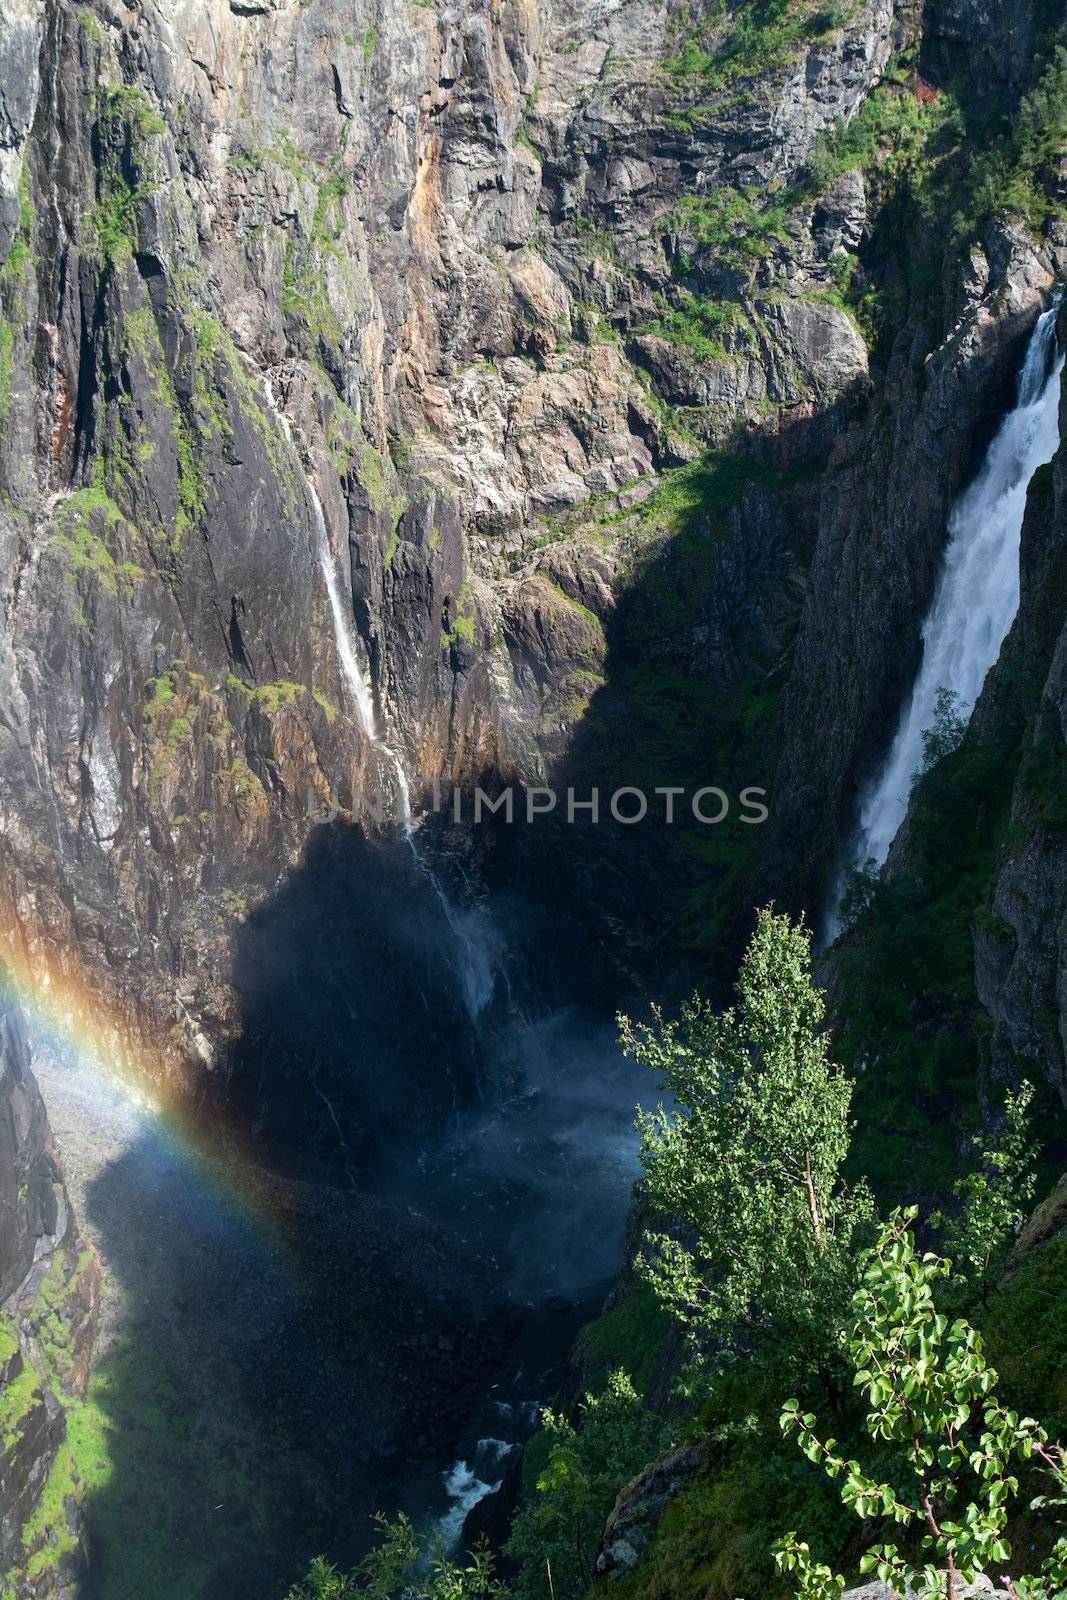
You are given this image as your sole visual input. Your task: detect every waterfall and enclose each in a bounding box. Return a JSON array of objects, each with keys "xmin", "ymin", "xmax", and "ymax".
[
  {"xmin": 829, "ymin": 301, "xmax": 1064, "ymax": 936},
  {"xmin": 250, "ymin": 358, "xmax": 501, "ymax": 1025},
  {"xmin": 307, "ymin": 477, "xmax": 498, "ymax": 1021},
  {"xmin": 310, "ymin": 487, "xmax": 382, "ymax": 748}
]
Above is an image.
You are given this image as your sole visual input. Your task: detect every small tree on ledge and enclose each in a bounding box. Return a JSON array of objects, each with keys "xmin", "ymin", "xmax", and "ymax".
[
  {"xmin": 621, "ymin": 907, "xmax": 874, "ymax": 1401},
  {"xmin": 774, "ymin": 1209, "xmax": 1067, "ymax": 1600}
]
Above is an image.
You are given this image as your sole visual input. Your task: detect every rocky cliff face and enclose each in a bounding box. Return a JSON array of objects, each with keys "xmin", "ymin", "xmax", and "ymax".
[
  {"xmin": 823, "ymin": 294, "xmax": 1067, "ymax": 1150},
  {"xmin": 968, "ymin": 305, "xmax": 1067, "ymax": 1113},
  {"xmin": 0, "ymin": 976, "xmax": 99, "ymax": 1599},
  {"xmin": 0, "ymin": 0, "xmax": 1063, "ymax": 1285},
  {"xmin": 0, "ymin": 0, "xmax": 898, "ymax": 1152},
  {"xmin": 768, "ymin": 220, "xmax": 1059, "ymax": 919},
  {"xmin": 2, "ymin": 0, "xmax": 1067, "ymax": 1590}
]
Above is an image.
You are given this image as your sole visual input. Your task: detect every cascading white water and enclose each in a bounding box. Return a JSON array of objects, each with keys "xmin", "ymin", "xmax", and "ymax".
[
  {"xmin": 310, "ymin": 486, "xmax": 382, "ymax": 747},
  {"xmin": 434, "ymin": 1445, "xmax": 512, "ymax": 1551},
  {"xmin": 829, "ymin": 301, "xmax": 1064, "ymax": 935},
  {"xmin": 307, "ymin": 477, "xmax": 498, "ymax": 1019},
  {"xmin": 254, "ymin": 366, "xmax": 498, "ymax": 1023},
  {"xmin": 253, "ymin": 370, "xmax": 498, "ymax": 1016}
]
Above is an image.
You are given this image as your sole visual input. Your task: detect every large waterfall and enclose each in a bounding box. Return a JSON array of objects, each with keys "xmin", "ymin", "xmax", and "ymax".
[{"xmin": 830, "ymin": 301, "xmax": 1064, "ymax": 932}]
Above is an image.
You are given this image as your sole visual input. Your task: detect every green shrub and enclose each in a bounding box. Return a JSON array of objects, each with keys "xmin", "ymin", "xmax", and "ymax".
[
  {"xmin": 776, "ymin": 1210, "xmax": 1067, "ymax": 1600},
  {"xmin": 506, "ymin": 1371, "xmax": 661, "ymax": 1599}
]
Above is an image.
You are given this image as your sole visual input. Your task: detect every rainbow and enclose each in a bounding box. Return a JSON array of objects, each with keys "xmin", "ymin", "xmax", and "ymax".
[{"xmin": 0, "ymin": 926, "xmax": 292, "ymax": 1255}]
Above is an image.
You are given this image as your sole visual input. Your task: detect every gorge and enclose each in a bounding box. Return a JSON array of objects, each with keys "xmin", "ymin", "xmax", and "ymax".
[{"xmin": 0, "ymin": 0, "xmax": 1066, "ymax": 1595}]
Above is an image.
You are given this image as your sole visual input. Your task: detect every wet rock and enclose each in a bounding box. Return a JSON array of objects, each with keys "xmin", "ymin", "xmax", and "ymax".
[{"xmin": 595, "ymin": 1443, "xmax": 702, "ymax": 1577}]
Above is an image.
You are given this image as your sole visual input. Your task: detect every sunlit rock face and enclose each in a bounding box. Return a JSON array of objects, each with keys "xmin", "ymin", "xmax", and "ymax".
[
  {"xmin": 0, "ymin": 0, "xmax": 906, "ymax": 1100},
  {"xmin": 0, "ymin": 0, "xmax": 1065, "ymax": 1185}
]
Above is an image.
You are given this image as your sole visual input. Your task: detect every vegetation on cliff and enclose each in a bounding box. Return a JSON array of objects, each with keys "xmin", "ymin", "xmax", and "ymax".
[
  {"xmin": 622, "ymin": 914, "xmax": 872, "ymax": 1400},
  {"xmin": 288, "ymin": 912, "xmax": 1067, "ymax": 1600},
  {"xmin": 776, "ymin": 1211, "xmax": 1067, "ymax": 1600}
]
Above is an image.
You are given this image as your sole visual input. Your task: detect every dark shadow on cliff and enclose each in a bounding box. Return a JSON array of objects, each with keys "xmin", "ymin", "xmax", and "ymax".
[
  {"xmin": 219, "ymin": 822, "xmax": 487, "ymax": 1183},
  {"xmin": 456, "ymin": 445, "xmax": 824, "ymax": 1015},
  {"xmin": 67, "ymin": 1070, "xmax": 513, "ymax": 1600},
  {"xmin": 58, "ymin": 795, "xmax": 665, "ymax": 1599}
]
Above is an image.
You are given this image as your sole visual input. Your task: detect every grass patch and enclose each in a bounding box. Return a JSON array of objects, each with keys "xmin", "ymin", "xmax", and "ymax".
[
  {"xmin": 660, "ymin": 0, "xmax": 855, "ymax": 101},
  {"xmin": 0, "ymin": 1363, "xmax": 42, "ymax": 1450},
  {"xmin": 638, "ymin": 293, "xmax": 743, "ymax": 363},
  {"xmin": 442, "ymin": 579, "xmax": 477, "ymax": 647},
  {"xmin": 575, "ymin": 1282, "xmax": 672, "ymax": 1399},
  {"xmin": 87, "ymin": 86, "xmax": 163, "ymax": 263},
  {"xmin": 0, "ymin": 171, "xmax": 35, "ymax": 437},
  {"xmin": 31, "ymin": 1248, "xmax": 95, "ymax": 1394},
  {"xmin": 51, "ymin": 464, "xmax": 145, "ymax": 594},
  {"xmin": 0, "ymin": 1317, "xmax": 19, "ymax": 1367},
  {"xmin": 252, "ymin": 681, "xmax": 305, "ymax": 714}
]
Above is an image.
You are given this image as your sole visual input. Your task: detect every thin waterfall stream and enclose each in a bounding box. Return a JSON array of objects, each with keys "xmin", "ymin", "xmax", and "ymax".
[
  {"xmin": 307, "ymin": 474, "xmax": 498, "ymax": 1022},
  {"xmin": 255, "ymin": 371, "xmax": 498, "ymax": 1021},
  {"xmin": 827, "ymin": 300, "xmax": 1064, "ymax": 937}
]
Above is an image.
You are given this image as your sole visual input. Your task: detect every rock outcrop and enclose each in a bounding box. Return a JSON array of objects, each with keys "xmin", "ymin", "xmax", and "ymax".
[
  {"xmin": 841, "ymin": 1579, "xmax": 997, "ymax": 1600},
  {"xmin": 595, "ymin": 1443, "xmax": 703, "ymax": 1577},
  {"xmin": 1015, "ymin": 1172, "xmax": 1067, "ymax": 1255}
]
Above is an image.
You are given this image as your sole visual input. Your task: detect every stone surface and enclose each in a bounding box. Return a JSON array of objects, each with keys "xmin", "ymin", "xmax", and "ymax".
[
  {"xmin": 1014, "ymin": 1172, "xmax": 1067, "ymax": 1256},
  {"xmin": 595, "ymin": 1443, "xmax": 703, "ymax": 1577},
  {"xmin": 0, "ymin": 975, "xmax": 99, "ymax": 1597},
  {"xmin": 0, "ymin": 0, "xmax": 908, "ymax": 1135},
  {"xmin": 842, "ymin": 1580, "xmax": 996, "ymax": 1600}
]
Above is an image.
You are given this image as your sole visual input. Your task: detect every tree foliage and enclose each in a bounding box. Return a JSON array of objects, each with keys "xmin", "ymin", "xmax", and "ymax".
[
  {"xmin": 775, "ymin": 1211, "xmax": 1067, "ymax": 1600},
  {"xmin": 285, "ymin": 1515, "xmax": 507, "ymax": 1600},
  {"xmin": 621, "ymin": 908, "xmax": 873, "ymax": 1397},
  {"xmin": 921, "ymin": 688, "xmax": 967, "ymax": 775},
  {"xmin": 933, "ymin": 1081, "xmax": 1038, "ymax": 1306},
  {"xmin": 505, "ymin": 1369, "xmax": 660, "ymax": 1600}
]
